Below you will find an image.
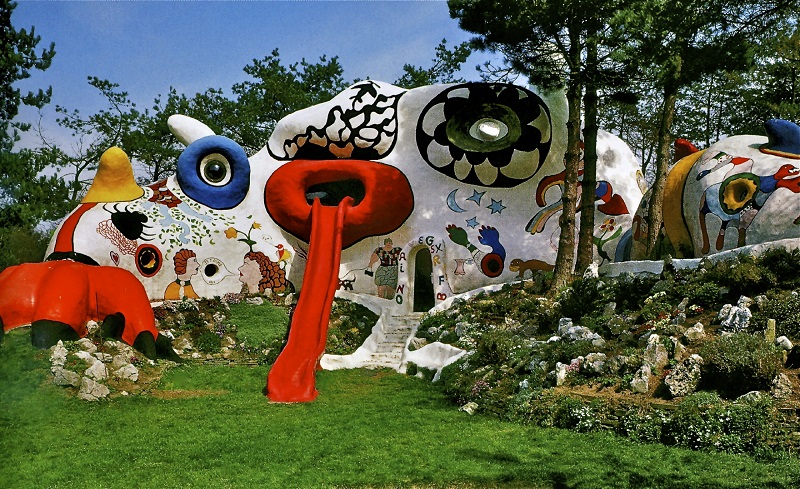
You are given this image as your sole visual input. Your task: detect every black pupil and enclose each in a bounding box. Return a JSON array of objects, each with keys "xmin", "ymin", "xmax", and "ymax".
[
  {"xmin": 204, "ymin": 264, "xmax": 218, "ymax": 276},
  {"xmin": 204, "ymin": 160, "xmax": 227, "ymax": 183}
]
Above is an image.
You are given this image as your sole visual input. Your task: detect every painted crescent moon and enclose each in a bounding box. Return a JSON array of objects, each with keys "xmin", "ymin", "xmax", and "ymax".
[{"xmin": 447, "ymin": 189, "xmax": 467, "ymax": 213}]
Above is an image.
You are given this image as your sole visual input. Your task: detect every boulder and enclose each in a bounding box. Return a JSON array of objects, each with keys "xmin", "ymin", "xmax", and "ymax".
[
  {"xmin": 771, "ymin": 373, "xmax": 793, "ymax": 400},
  {"xmin": 643, "ymin": 334, "xmax": 669, "ymax": 372},
  {"xmin": 74, "ymin": 350, "xmax": 99, "ymax": 366},
  {"xmin": 114, "ymin": 364, "xmax": 139, "ymax": 382},
  {"xmin": 684, "ymin": 323, "xmax": 706, "ymax": 343},
  {"xmin": 671, "ymin": 337, "xmax": 688, "ymax": 362},
  {"xmin": 557, "ymin": 318, "xmax": 573, "ymax": 336},
  {"xmin": 49, "ymin": 341, "xmax": 68, "ymax": 367},
  {"xmin": 583, "ymin": 352, "xmax": 607, "ymax": 375},
  {"xmin": 630, "ymin": 365, "xmax": 651, "ymax": 394},
  {"xmin": 94, "ymin": 352, "xmax": 112, "ymax": 363},
  {"xmin": 85, "ymin": 320, "xmax": 99, "ymax": 334},
  {"xmin": 76, "ymin": 337, "xmax": 97, "ymax": 354},
  {"xmin": 776, "ymin": 336, "xmax": 794, "ymax": 351},
  {"xmin": 665, "ymin": 354, "xmax": 703, "ymax": 398},
  {"xmin": 51, "ymin": 367, "xmax": 81, "ymax": 387},
  {"xmin": 78, "ymin": 377, "xmax": 110, "ymax": 401},
  {"xmin": 460, "ymin": 402, "xmax": 478, "ymax": 415},
  {"xmin": 719, "ymin": 303, "xmax": 752, "ymax": 333},
  {"xmin": 84, "ymin": 361, "xmax": 108, "ymax": 381}
]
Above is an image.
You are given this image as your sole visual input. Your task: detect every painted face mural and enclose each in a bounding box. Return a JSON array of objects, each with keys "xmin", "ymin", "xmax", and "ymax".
[
  {"xmin": 629, "ymin": 119, "xmax": 800, "ymax": 259},
  {"xmin": 34, "ymin": 81, "xmax": 644, "ymax": 401}
]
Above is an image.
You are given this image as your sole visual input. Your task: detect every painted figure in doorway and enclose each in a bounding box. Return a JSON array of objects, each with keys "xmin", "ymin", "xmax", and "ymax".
[
  {"xmin": 368, "ymin": 238, "xmax": 402, "ymax": 299},
  {"xmin": 164, "ymin": 248, "xmax": 200, "ymax": 300}
]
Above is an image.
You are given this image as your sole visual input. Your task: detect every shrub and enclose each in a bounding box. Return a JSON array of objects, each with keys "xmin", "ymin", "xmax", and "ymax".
[
  {"xmin": 0, "ymin": 225, "xmax": 50, "ymax": 272},
  {"xmin": 699, "ymin": 333, "xmax": 783, "ymax": 398},
  {"xmin": 752, "ymin": 290, "xmax": 800, "ymax": 338},
  {"xmin": 704, "ymin": 255, "xmax": 774, "ymax": 298},
  {"xmin": 679, "ymin": 281, "xmax": 722, "ymax": 309},
  {"xmin": 557, "ymin": 277, "xmax": 609, "ymax": 322},
  {"xmin": 475, "ymin": 328, "xmax": 515, "ymax": 365},
  {"xmin": 756, "ymin": 247, "xmax": 800, "ymax": 289},
  {"xmin": 195, "ymin": 331, "xmax": 222, "ymax": 353}
]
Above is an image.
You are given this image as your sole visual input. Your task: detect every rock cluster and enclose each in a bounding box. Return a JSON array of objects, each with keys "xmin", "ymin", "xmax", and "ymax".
[{"xmin": 48, "ymin": 339, "xmax": 143, "ymax": 401}]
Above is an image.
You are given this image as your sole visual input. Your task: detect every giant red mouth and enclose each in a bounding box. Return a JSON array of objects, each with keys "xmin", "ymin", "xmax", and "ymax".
[{"xmin": 264, "ymin": 159, "xmax": 413, "ymax": 402}]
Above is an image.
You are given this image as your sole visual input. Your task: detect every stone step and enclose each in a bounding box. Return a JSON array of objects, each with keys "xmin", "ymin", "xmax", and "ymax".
[{"xmin": 375, "ymin": 344, "xmax": 405, "ymax": 353}]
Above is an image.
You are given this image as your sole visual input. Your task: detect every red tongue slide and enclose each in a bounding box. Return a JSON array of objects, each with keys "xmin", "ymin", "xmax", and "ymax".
[{"xmin": 267, "ymin": 198, "xmax": 352, "ymax": 402}]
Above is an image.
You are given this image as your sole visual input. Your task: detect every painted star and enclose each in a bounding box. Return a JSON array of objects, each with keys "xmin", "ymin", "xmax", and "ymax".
[
  {"xmin": 487, "ymin": 199, "xmax": 506, "ymax": 215},
  {"xmin": 466, "ymin": 216, "xmax": 479, "ymax": 229},
  {"xmin": 466, "ymin": 189, "xmax": 486, "ymax": 206}
]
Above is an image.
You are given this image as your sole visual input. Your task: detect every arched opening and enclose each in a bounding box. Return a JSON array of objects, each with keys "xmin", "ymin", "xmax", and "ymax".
[{"xmin": 413, "ymin": 247, "xmax": 434, "ymax": 312}]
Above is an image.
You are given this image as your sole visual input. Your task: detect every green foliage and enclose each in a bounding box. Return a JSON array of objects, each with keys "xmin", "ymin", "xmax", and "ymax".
[
  {"xmin": 394, "ymin": 39, "xmax": 472, "ymax": 89},
  {"xmin": 194, "ymin": 331, "xmax": 222, "ymax": 354},
  {"xmin": 556, "ymin": 277, "xmax": 610, "ymax": 323},
  {"xmin": 753, "ymin": 290, "xmax": 800, "ymax": 338},
  {"xmin": 699, "ymin": 334, "xmax": 783, "ymax": 398},
  {"xmin": 0, "ymin": 225, "xmax": 50, "ymax": 271},
  {"xmin": 610, "ymin": 275, "xmax": 660, "ymax": 312},
  {"xmin": 660, "ymin": 392, "xmax": 773, "ymax": 453},
  {"xmin": 325, "ymin": 299, "xmax": 379, "ymax": 355},
  {"xmin": 679, "ymin": 281, "xmax": 722, "ymax": 309}
]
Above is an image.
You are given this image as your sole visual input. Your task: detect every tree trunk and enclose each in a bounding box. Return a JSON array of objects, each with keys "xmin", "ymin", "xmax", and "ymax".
[
  {"xmin": 551, "ymin": 39, "xmax": 583, "ymax": 291},
  {"xmin": 646, "ymin": 55, "xmax": 682, "ymax": 258},
  {"xmin": 575, "ymin": 38, "xmax": 599, "ymax": 274}
]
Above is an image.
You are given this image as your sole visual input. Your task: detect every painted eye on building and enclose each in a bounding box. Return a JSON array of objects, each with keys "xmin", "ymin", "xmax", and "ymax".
[
  {"xmin": 417, "ymin": 83, "xmax": 552, "ymax": 188},
  {"xmin": 176, "ymin": 136, "xmax": 250, "ymax": 209}
]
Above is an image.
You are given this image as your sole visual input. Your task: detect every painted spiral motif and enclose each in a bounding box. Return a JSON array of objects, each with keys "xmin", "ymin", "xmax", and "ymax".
[{"xmin": 416, "ymin": 83, "xmax": 552, "ymax": 188}]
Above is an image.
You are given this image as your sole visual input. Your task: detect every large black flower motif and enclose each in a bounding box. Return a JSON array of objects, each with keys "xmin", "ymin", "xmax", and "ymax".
[{"xmin": 417, "ymin": 83, "xmax": 552, "ymax": 188}]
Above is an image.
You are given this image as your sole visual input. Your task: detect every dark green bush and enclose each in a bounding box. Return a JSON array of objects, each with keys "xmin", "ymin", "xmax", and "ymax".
[
  {"xmin": 679, "ymin": 281, "xmax": 722, "ymax": 309},
  {"xmin": 195, "ymin": 331, "xmax": 222, "ymax": 353},
  {"xmin": 699, "ymin": 334, "xmax": 783, "ymax": 398},
  {"xmin": 475, "ymin": 329, "xmax": 515, "ymax": 365},
  {"xmin": 752, "ymin": 290, "xmax": 800, "ymax": 338},
  {"xmin": 704, "ymin": 255, "xmax": 774, "ymax": 298},
  {"xmin": 538, "ymin": 339, "xmax": 597, "ymax": 367},
  {"xmin": 756, "ymin": 247, "xmax": 800, "ymax": 289},
  {"xmin": 325, "ymin": 299, "xmax": 379, "ymax": 355},
  {"xmin": 557, "ymin": 277, "xmax": 609, "ymax": 323},
  {"xmin": 0, "ymin": 225, "xmax": 50, "ymax": 272},
  {"xmin": 610, "ymin": 275, "xmax": 659, "ymax": 312}
]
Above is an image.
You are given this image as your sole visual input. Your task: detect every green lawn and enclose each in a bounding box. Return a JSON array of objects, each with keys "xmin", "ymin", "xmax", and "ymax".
[{"xmin": 1, "ymin": 328, "xmax": 799, "ymax": 489}]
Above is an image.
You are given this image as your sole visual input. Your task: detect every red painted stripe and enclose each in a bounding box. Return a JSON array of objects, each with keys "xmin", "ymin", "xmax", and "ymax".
[{"xmin": 54, "ymin": 203, "xmax": 97, "ymax": 253}]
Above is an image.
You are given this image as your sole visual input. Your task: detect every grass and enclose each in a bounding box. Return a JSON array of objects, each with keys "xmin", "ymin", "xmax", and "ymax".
[
  {"xmin": 228, "ymin": 301, "xmax": 289, "ymax": 346},
  {"xmin": 1, "ymin": 330, "xmax": 799, "ymax": 488}
]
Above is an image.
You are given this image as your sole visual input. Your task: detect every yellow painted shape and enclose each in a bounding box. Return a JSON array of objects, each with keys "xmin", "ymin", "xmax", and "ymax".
[
  {"xmin": 82, "ymin": 147, "xmax": 144, "ymax": 203},
  {"xmin": 663, "ymin": 149, "xmax": 705, "ymax": 257}
]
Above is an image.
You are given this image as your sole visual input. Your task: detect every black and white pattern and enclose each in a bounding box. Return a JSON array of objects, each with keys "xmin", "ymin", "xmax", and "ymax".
[
  {"xmin": 416, "ymin": 83, "xmax": 552, "ymax": 188},
  {"xmin": 268, "ymin": 81, "xmax": 404, "ymax": 161}
]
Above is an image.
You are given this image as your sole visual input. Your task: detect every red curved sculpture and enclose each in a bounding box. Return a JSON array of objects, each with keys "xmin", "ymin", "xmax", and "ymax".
[
  {"xmin": 265, "ymin": 159, "xmax": 414, "ymax": 402},
  {"xmin": 0, "ymin": 260, "xmax": 176, "ymax": 359}
]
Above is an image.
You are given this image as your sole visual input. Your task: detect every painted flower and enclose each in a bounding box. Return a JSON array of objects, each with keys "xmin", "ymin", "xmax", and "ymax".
[
  {"xmin": 252, "ymin": 222, "xmax": 262, "ymax": 230},
  {"xmin": 224, "ymin": 227, "xmax": 238, "ymax": 239},
  {"xmin": 600, "ymin": 218, "xmax": 616, "ymax": 232}
]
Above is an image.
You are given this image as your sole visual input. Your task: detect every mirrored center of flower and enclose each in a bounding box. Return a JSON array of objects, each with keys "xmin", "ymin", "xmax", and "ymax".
[{"xmin": 470, "ymin": 118, "xmax": 508, "ymax": 142}]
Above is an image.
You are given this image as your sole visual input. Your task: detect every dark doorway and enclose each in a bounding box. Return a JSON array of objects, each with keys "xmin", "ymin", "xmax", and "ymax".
[{"xmin": 413, "ymin": 247, "xmax": 434, "ymax": 312}]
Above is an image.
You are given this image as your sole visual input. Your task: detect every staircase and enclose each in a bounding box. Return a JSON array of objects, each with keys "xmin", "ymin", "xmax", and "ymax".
[
  {"xmin": 360, "ymin": 313, "xmax": 422, "ymax": 369},
  {"xmin": 320, "ymin": 312, "xmax": 423, "ymax": 372}
]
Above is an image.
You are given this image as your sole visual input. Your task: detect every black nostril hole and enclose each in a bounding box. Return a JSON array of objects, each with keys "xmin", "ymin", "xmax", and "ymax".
[{"xmin": 306, "ymin": 179, "xmax": 366, "ymax": 206}]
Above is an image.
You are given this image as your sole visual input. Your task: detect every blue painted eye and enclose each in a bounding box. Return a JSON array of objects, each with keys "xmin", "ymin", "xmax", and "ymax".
[{"xmin": 176, "ymin": 136, "xmax": 250, "ymax": 209}]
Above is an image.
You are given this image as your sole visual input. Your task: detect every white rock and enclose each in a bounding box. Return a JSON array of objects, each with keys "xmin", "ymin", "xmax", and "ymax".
[
  {"xmin": 84, "ymin": 361, "xmax": 108, "ymax": 381},
  {"xmin": 94, "ymin": 352, "xmax": 112, "ymax": 363},
  {"xmin": 111, "ymin": 355, "xmax": 131, "ymax": 370},
  {"xmin": 584, "ymin": 352, "xmax": 607, "ymax": 374},
  {"xmin": 643, "ymin": 334, "xmax": 669, "ymax": 371},
  {"xmin": 50, "ymin": 341, "xmax": 68, "ymax": 367},
  {"xmin": 583, "ymin": 262, "xmax": 599, "ymax": 279},
  {"xmin": 684, "ymin": 323, "xmax": 705, "ymax": 343},
  {"xmin": 76, "ymin": 338, "xmax": 97, "ymax": 354},
  {"xmin": 85, "ymin": 320, "xmax": 99, "ymax": 334},
  {"xmin": 74, "ymin": 350, "xmax": 99, "ymax": 366},
  {"xmin": 557, "ymin": 318, "xmax": 573, "ymax": 336},
  {"xmin": 460, "ymin": 402, "xmax": 478, "ymax": 415},
  {"xmin": 771, "ymin": 373, "xmax": 793, "ymax": 400},
  {"xmin": 174, "ymin": 337, "xmax": 193, "ymax": 352},
  {"xmin": 776, "ymin": 336, "xmax": 794, "ymax": 351},
  {"xmin": 114, "ymin": 364, "xmax": 139, "ymax": 382},
  {"xmin": 665, "ymin": 354, "xmax": 703, "ymax": 398},
  {"xmin": 78, "ymin": 377, "xmax": 110, "ymax": 401},
  {"xmin": 630, "ymin": 365, "xmax": 651, "ymax": 394},
  {"xmin": 51, "ymin": 367, "xmax": 81, "ymax": 387}
]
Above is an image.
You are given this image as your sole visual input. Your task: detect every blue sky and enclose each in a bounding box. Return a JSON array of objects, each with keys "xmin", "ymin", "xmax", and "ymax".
[{"xmin": 12, "ymin": 0, "xmax": 497, "ymax": 149}]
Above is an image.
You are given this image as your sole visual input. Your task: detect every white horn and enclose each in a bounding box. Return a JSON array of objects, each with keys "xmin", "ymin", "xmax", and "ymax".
[{"xmin": 168, "ymin": 114, "xmax": 216, "ymax": 146}]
